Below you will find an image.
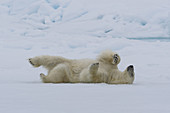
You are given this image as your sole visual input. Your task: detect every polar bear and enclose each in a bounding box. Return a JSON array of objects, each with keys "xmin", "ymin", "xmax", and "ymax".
[{"xmin": 29, "ymin": 50, "xmax": 135, "ymax": 84}]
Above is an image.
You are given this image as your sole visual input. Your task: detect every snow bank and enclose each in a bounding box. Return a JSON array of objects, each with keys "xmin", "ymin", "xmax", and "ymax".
[{"xmin": 0, "ymin": 0, "xmax": 170, "ymax": 38}]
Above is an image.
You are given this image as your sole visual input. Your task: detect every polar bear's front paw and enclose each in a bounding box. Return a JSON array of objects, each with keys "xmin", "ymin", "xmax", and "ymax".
[
  {"xmin": 91, "ymin": 63, "xmax": 99, "ymax": 69},
  {"xmin": 113, "ymin": 54, "xmax": 120, "ymax": 64},
  {"xmin": 89, "ymin": 63, "xmax": 99, "ymax": 74},
  {"xmin": 127, "ymin": 65, "xmax": 134, "ymax": 77},
  {"xmin": 29, "ymin": 58, "xmax": 40, "ymax": 67}
]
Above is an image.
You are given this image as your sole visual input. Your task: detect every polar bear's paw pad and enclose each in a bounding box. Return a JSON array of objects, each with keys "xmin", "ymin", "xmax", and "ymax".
[{"xmin": 113, "ymin": 54, "xmax": 119, "ymax": 64}]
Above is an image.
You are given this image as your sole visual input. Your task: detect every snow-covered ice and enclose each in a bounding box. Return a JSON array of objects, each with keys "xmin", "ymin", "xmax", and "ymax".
[
  {"xmin": 1, "ymin": 0, "xmax": 170, "ymax": 38},
  {"xmin": 0, "ymin": 0, "xmax": 170, "ymax": 113}
]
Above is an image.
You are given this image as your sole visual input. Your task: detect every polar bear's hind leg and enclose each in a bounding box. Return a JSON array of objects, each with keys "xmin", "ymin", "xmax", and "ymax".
[
  {"xmin": 40, "ymin": 73, "xmax": 50, "ymax": 83},
  {"xmin": 29, "ymin": 58, "xmax": 40, "ymax": 67},
  {"xmin": 28, "ymin": 56, "xmax": 69, "ymax": 70},
  {"xmin": 40, "ymin": 64, "xmax": 71, "ymax": 83}
]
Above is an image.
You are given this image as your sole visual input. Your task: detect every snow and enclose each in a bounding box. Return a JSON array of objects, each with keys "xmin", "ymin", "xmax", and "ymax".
[
  {"xmin": 0, "ymin": 0, "xmax": 170, "ymax": 113},
  {"xmin": 1, "ymin": 0, "xmax": 170, "ymax": 38}
]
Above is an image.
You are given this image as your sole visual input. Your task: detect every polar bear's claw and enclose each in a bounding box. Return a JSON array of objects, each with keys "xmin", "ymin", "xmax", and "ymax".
[
  {"xmin": 40, "ymin": 73, "xmax": 45, "ymax": 78},
  {"xmin": 29, "ymin": 58, "xmax": 34, "ymax": 66},
  {"xmin": 93, "ymin": 63, "xmax": 99, "ymax": 65},
  {"xmin": 40, "ymin": 73, "xmax": 48, "ymax": 83},
  {"xmin": 29, "ymin": 58, "xmax": 40, "ymax": 67},
  {"xmin": 90, "ymin": 63, "xmax": 99, "ymax": 70},
  {"xmin": 91, "ymin": 63, "xmax": 99, "ymax": 67},
  {"xmin": 113, "ymin": 54, "xmax": 119, "ymax": 64},
  {"xmin": 89, "ymin": 63, "xmax": 99, "ymax": 74}
]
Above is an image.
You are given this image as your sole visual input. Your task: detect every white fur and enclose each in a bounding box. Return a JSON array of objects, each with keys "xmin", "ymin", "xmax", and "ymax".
[{"xmin": 29, "ymin": 50, "xmax": 134, "ymax": 84}]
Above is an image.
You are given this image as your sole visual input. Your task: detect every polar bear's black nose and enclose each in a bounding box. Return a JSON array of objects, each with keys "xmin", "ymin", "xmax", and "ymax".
[
  {"xmin": 127, "ymin": 65, "xmax": 133, "ymax": 70},
  {"xmin": 127, "ymin": 65, "xmax": 134, "ymax": 77}
]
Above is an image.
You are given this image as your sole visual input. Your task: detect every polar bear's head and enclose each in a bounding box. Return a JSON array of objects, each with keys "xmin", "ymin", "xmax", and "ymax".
[{"xmin": 97, "ymin": 50, "xmax": 121, "ymax": 65}]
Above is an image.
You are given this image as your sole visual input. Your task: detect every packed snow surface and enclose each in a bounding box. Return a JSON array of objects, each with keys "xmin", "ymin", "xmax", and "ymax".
[{"xmin": 0, "ymin": 0, "xmax": 170, "ymax": 113}]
